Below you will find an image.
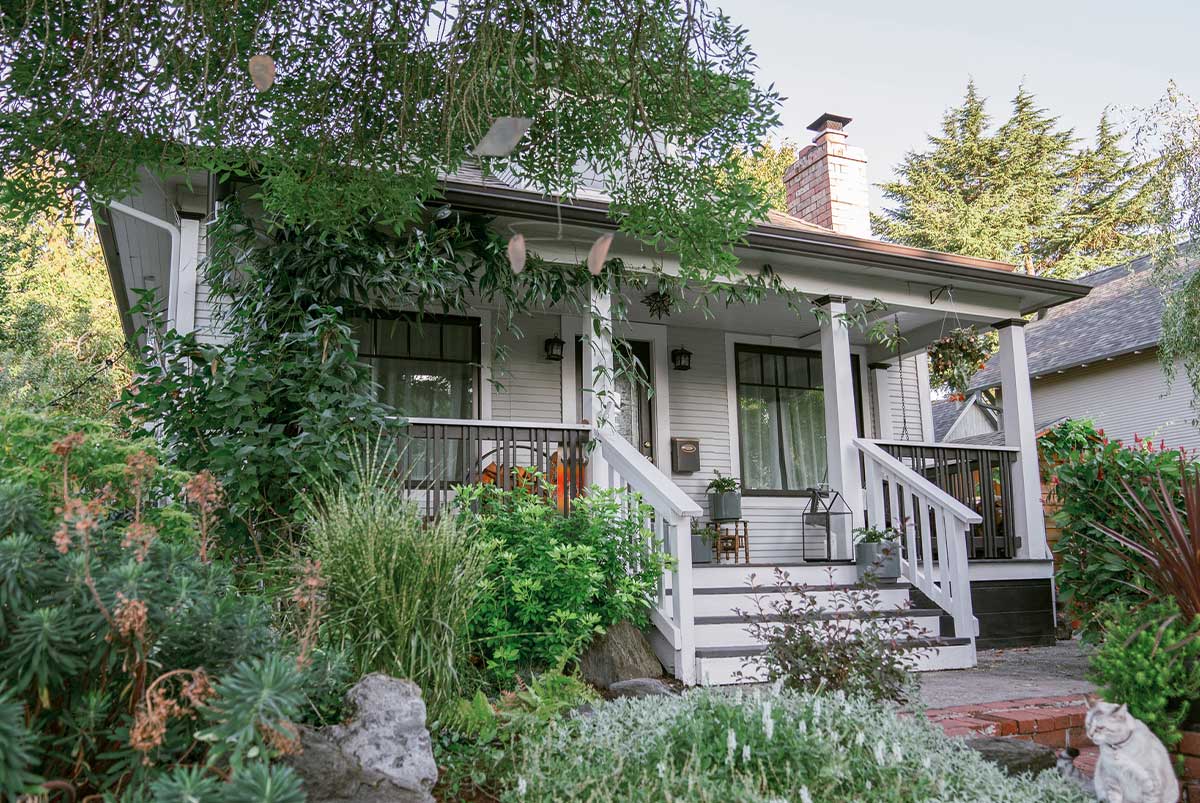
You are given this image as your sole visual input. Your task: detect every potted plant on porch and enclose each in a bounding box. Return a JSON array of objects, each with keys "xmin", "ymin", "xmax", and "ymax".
[
  {"xmin": 691, "ymin": 524, "xmax": 716, "ymax": 564},
  {"xmin": 707, "ymin": 470, "xmax": 742, "ymax": 522},
  {"xmin": 854, "ymin": 525, "xmax": 902, "ymax": 581}
]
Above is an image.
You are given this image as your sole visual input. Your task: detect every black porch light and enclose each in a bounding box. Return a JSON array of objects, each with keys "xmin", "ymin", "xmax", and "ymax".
[
  {"xmin": 671, "ymin": 346, "xmax": 692, "ymax": 371},
  {"xmin": 544, "ymin": 335, "xmax": 565, "ymax": 361}
]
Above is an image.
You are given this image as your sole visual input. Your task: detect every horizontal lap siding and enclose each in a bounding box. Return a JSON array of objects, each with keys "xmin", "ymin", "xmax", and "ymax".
[
  {"xmin": 887, "ymin": 355, "xmax": 926, "ymax": 440},
  {"xmin": 1030, "ymin": 351, "xmax": 1200, "ymax": 452},
  {"xmin": 192, "ymin": 227, "xmax": 229, "ymax": 346},
  {"xmin": 667, "ymin": 325, "xmax": 820, "ymax": 563},
  {"xmin": 490, "ymin": 314, "xmax": 562, "ymax": 422}
]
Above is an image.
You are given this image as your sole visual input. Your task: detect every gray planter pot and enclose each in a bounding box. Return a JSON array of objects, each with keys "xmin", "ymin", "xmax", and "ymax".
[
  {"xmin": 709, "ymin": 491, "xmax": 742, "ymax": 522},
  {"xmin": 855, "ymin": 540, "xmax": 901, "ymax": 581},
  {"xmin": 691, "ymin": 534, "xmax": 713, "ymax": 564}
]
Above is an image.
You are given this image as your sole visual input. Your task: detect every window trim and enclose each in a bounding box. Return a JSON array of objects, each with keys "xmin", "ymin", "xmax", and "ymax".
[
  {"xmin": 352, "ymin": 311, "xmax": 483, "ymax": 418},
  {"xmin": 733, "ymin": 343, "xmax": 863, "ymax": 496}
]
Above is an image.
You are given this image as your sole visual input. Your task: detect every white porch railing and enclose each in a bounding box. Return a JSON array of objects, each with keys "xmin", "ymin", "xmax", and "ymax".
[
  {"xmin": 592, "ymin": 427, "xmax": 703, "ymax": 685},
  {"xmin": 854, "ymin": 438, "xmax": 982, "ymax": 649}
]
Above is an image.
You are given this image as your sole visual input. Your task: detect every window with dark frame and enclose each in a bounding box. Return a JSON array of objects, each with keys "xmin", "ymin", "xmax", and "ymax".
[
  {"xmin": 734, "ymin": 344, "xmax": 862, "ymax": 495},
  {"xmin": 350, "ymin": 314, "xmax": 481, "ymax": 419}
]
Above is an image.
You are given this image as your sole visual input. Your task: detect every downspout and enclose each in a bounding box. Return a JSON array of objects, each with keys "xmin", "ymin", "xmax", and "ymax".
[{"xmin": 108, "ymin": 201, "xmax": 182, "ymax": 329}]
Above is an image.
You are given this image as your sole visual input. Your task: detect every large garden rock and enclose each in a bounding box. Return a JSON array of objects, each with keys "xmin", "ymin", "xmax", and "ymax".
[
  {"xmin": 579, "ymin": 621, "xmax": 663, "ymax": 689},
  {"xmin": 964, "ymin": 736, "xmax": 1057, "ymax": 776},
  {"xmin": 609, "ymin": 678, "xmax": 675, "ymax": 698},
  {"xmin": 286, "ymin": 673, "xmax": 437, "ymax": 803}
]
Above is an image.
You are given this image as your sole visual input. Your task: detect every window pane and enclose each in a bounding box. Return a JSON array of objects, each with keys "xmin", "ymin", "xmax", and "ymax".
[
  {"xmin": 785, "ymin": 355, "xmax": 807, "ymax": 388},
  {"xmin": 761, "ymin": 353, "xmax": 781, "ymax": 385},
  {"xmin": 376, "ymin": 358, "xmax": 473, "ymax": 418},
  {"xmin": 377, "ymin": 319, "xmax": 408, "ymax": 357},
  {"xmin": 779, "ymin": 388, "xmax": 827, "ymax": 489},
  {"xmin": 737, "ymin": 351, "xmax": 761, "ymax": 384},
  {"xmin": 350, "ymin": 318, "xmax": 374, "ymax": 355},
  {"xmin": 737, "ymin": 385, "xmax": 783, "ymax": 490},
  {"xmin": 443, "ymin": 324, "xmax": 473, "ymax": 360},
  {"xmin": 403, "ymin": 321, "xmax": 438, "ymax": 359},
  {"xmin": 808, "ymin": 355, "xmax": 823, "ymax": 388}
]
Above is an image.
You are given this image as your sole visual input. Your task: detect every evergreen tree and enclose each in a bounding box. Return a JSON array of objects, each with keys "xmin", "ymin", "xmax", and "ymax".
[{"xmin": 875, "ymin": 82, "xmax": 1157, "ymax": 279}]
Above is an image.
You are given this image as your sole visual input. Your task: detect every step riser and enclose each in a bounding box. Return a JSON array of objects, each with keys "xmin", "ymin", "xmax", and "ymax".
[
  {"xmin": 696, "ymin": 643, "xmax": 976, "ymax": 686},
  {"xmin": 691, "ymin": 564, "xmax": 860, "ymax": 588},
  {"xmin": 694, "ymin": 617, "xmax": 944, "ymax": 648},
  {"xmin": 688, "ymin": 588, "xmax": 913, "ymax": 617}
]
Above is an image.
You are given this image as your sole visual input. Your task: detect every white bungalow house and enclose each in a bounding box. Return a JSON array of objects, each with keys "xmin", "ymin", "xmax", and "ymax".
[{"xmin": 96, "ymin": 114, "xmax": 1090, "ymax": 685}]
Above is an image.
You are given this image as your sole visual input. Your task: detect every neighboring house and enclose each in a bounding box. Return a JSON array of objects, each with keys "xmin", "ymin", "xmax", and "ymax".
[
  {"xmin": 953, "ymin": 251, "xmax": 1200, "ymax": 452},
  {"xmin": 96, "ymin": 113, "xmax": 1090, "ymax": 684}
]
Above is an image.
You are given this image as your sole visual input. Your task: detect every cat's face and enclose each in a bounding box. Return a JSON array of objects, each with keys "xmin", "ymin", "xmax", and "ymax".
[{"xmin": 1086, "ymin": 699, "xmax": 1135, "ymax": 745}]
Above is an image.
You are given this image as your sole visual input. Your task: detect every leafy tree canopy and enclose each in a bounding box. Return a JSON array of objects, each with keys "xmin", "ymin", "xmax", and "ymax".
[
  {"xmin": 733, "ymin": 137, "xmax": 797, "ymax": 213},
  {"xmin": 875, "ymin": 82, "xmax": 1160, "ymax": 280},
  {"xmin": 0, "ymin": 198, "xmax": 129, "ymax": 417},
  {"xmin": 0, "ymin": 0, "xmax": 781, "ymax": 278}
]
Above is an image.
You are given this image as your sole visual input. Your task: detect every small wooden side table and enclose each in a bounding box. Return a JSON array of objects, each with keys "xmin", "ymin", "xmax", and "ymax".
[{"xmin": 710, "ymin": 520, "xmax": 750, "ymax": 564}]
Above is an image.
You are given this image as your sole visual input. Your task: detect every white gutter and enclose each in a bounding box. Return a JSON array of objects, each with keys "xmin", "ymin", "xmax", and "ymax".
[{"xmin": 108, "ymin": 200, "xmax": 181, "ymax": 330}]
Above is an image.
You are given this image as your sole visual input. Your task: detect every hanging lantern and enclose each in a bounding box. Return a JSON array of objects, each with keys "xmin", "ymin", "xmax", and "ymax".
[
  {"xmin": 507, "ymin": 233, "xmax": 527, "ymax": 275},
  {"xmin": 671, "ymin": 347, "xmax": 692, "ymax": 371},
  {"xmin": 543, "ymin": 335, "xmax": 565, "ymax": 361},
  {"xmin": 587, "ymin": 233, "xmax": 614, "ymax": 276},
  {"xmin": 247, "ymin": 54, "xmax": 276, "ymax": 92}
]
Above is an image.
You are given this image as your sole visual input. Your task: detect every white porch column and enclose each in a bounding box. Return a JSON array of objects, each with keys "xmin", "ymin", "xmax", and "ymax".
[
  {"xmin": 868, "ymin": 361, "xmax": 894, "ymax": 440},
  {"xmin": 994, "ymin": 319, "xmax": 1049, "ymax": 559},
  {"xmin": 583, "ymin": 281, "xmax": 615, "ymax": 487},
  {"xmin": 817, "ymin": 296, "xmax": 864, "ymax": 559}
]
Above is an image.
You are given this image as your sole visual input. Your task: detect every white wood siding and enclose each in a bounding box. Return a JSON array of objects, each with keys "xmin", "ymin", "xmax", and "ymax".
[
  {"xmin": 1031, "ymin": 351, "xmax": 1200, "ymax": 451},
  {"xmin": 887, "ymin": 355, "xmax": 927, "ymax": 440},
  {"xmin": 489, "ymin": 314, "xmax": 563, "ymax": 422},
  {"xmin": 192, "ymin": 226, "xmax": 229, "ymax": 345}
]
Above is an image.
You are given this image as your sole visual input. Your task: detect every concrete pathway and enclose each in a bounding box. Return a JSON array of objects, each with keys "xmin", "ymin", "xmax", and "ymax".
[{"xmin": 919, "ymin": 639, "xmax": 1096, "ymax": 710}]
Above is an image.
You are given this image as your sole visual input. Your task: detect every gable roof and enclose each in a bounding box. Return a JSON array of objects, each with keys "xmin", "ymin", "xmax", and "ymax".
[{"xmin": 970, "ymin": 249, "xmax": 1197, "ymax": 390}]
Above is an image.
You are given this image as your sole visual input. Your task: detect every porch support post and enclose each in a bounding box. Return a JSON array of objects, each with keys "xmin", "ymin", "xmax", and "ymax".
[
  {"xmin": 994, "ymin": 319, "xmax": 1049, "ymax": 559},
  {"xmin": 584, "ymin": 280, "xmax": 615, "ymax": 487},
  {"xmin": 817, "ymin": 296, "xmax": 864, "ymax": 559},
  {"xmin": 868, "ymin": 362, "xmax": 893, "ymax": 440}
]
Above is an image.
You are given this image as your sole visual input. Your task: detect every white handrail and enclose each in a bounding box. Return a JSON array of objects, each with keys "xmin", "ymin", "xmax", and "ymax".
[
  {"xmin": 593, "ymin": 428, "xmax": 703, "ymax": 518},
  {"xmin": 869, "ymin": 437, "xmax": 1020, "ymax": 454},
  {"xmin": 854, "ymin": 437, "xmax": 980, "ymax": 649},
  {"xmin": 404, "ymin": 416, "xmax": 592, "ymax": 431},
  {"xmin": 856, "ymin": 439, "xmax": 982, "ymax": 525},
  {"xmin": 593, "ymin": 427, "xmax": 699, "ymax": 685}
]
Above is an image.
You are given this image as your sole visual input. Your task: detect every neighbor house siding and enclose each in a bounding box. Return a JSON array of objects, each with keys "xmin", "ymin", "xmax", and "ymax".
[
  {"xmin": 1030, "ymin": 350, "xmax": 1200, "ymax": 452},
  {"xmin": 489, "ymin": 314, "xmax": 563, "ymax": 422}
]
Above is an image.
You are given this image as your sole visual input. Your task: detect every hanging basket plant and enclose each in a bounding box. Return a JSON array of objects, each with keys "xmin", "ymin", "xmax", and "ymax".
[{"xmin": 928, "ymin": 327, "xmax": 992, "ymax": 400}]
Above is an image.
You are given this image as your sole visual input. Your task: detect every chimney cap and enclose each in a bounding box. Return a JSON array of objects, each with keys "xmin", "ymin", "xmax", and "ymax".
[{"xmin": 807, "ymin": 113, "xmax": 853, "ymax": 133}]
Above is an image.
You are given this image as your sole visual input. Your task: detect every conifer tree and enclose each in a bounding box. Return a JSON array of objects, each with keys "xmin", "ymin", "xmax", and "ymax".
[{"xmin": 875, "ymin": 82, "xmax": 1157, "ymax": 280}]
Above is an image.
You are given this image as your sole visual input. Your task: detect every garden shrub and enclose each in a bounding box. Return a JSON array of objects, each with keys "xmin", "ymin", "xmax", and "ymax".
[
  {"xmin": 303, "ymin": 442, "xmax": 491, "ymax": 722},
  {"xmin": 1089, "ymin": 599, "xmax": 1200, "ymax": 750},
  {"xmin": 505, "ymin": 688, "xmax": 1093, "ymax": 802},
  {"xmin": 0, "ymin": 421, "xmax": 310, "ymax": 801},
  {"xmin": 455, "ymin": 482, "xmax": 670, "ymax": 682},
  {"xmin": 1042, "ymin": 419, "xmax": 1193, "ymax": 637},
  {"xmin": 739, "ymin": 568, "xmax": 925, "ymax": 703}
]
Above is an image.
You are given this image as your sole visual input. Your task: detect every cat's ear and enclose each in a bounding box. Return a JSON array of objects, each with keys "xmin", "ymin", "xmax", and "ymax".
[
  {"xmin": 1117, "ymin": 703, "xmax": 1129, "ymax": 716},
  {"xmin": 1085, "ymin": 693, "xmax": 1100, "ymax": 708}
]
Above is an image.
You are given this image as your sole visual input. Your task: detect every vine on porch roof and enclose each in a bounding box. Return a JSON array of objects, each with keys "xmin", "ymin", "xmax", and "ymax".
[{"xmin": 120, "ymin": 202, "xmax": 904, "ymax": 552}]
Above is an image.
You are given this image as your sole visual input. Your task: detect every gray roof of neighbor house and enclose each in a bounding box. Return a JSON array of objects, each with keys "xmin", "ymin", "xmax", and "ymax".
[
  {"xmin": 931, "ymin": 398, "xmax": 965, "ymax": 441},
  {"xmin": 970, "ymin": 249, "xmax": 1197, "ymax": 390}
]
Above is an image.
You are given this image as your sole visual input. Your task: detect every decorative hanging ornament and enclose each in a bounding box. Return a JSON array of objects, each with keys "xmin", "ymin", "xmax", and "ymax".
[
  {"xmin": 473, "ymin": 117, "xmax": 534, "ymax": 157},
  {"xmin": 587, "ymin": 233, "xmax": 614, "ymax": 276},
  {"xmin": 642, "ymin": 290, "xmax": 673, "ymax": 319},
  {"xmin": 507, "ymin": 233, "xmax": 527, "ymax": 275},
  {"xmin": 248, "ymin": 54, "xmax": 276, "ymax": 92}
]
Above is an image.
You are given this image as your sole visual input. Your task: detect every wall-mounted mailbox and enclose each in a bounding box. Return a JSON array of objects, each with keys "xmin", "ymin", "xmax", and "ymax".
[{"xmin": 671, "ymin": 437, "xmax": 701, "ymax": 473}]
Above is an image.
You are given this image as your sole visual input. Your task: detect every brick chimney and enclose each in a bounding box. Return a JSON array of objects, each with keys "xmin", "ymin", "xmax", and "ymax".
[{"xmin": 782, "ymin": 113, "xmax": 871, "ymax": 238}]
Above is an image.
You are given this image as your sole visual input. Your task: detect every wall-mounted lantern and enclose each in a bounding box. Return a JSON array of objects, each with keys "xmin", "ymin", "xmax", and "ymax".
[
  {"xmin": 671, "ymin": 346, "xmax": 693, "ymax": 371},
  {"xmin": 544, "ymin": 335, "xmax": 565, "ymax": 361}
]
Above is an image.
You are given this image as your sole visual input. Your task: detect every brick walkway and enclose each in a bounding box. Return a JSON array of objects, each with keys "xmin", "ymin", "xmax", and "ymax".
[{"xmin": 924, "ymin": 693, "xmax": 1099, "ymax": 775}]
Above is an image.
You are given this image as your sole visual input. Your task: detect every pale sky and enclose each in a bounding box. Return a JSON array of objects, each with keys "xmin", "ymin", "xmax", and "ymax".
[{"xmin": 722, "ymin": 0, "xmax": 1200, "ymax": 212}]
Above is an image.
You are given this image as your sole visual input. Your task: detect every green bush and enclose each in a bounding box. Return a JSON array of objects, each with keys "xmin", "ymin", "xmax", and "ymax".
[
  {"xmin": 0, "ymin": 419, "xmax": 308, "ymax": 801},
  {"xmin": 1090, "ymin": 600, "xmax": 1200, "ymax": 750},
  {"xmin": 455, "ymin": 483, "xmax": 671, "ymax": 682},
  {"xmin": 303, "ymin": 443, "xmax": 491, "ymax": 722},
  {"xmin": 1042, "ymin": 419, "xmax": 1193, "ymax": 637},
  {"xmin": 504, "ymin": 688, "xmax": 1092, "ymax": 802},
  {"xmin": 740, "ymin": 568, "xmax": 924, "ymax": 703}
]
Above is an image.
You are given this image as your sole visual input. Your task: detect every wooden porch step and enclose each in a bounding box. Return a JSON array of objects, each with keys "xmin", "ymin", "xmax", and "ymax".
[
  {"xmin": 693, "ymin": 608, "xmax": 943, "ymax": 625},
  {"xmin": 694, "ymin": 638, "xmax": 976, "ymax": 685}
]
